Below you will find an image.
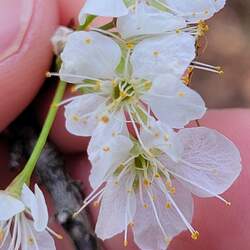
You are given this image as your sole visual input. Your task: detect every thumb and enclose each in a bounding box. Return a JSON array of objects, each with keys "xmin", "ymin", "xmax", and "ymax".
[{"xmin": 0, "ymin": 0, "xmax": 59, "ymax": 131}]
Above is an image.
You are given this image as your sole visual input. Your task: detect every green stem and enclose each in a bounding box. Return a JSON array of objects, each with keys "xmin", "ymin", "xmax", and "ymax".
[{"xmin": 21, "ymin": 80, "xmax": 66, "ymax": 182}]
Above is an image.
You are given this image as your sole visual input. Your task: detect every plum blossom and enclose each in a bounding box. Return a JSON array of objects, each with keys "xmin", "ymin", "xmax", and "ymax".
[
  {"xmin": 79, "ymin": 0, "xmax": 226, "ymax": 21},
  {"xmin": 54, "ymin": 30, "xmax": 205, "ymax": 138},
  {"xmin": 0, "ymin": 184, "xmax": 57, "ymax": 250},
  {"xmin": 79, "ymin": 0, "xmax": 226, "ymax": 39},
  {"xmin": 75, "ymin": 119, "xmax": 241, "ymax": 250}
]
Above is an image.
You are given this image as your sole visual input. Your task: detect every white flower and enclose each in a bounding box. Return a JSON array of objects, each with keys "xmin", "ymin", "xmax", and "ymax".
[
  {"xmin": 51, "ymin": 26, "xmax": 73, "ymax": 56},
  {"xmin": 77, "ymin": 120, "xmax": 241, "ymax": 250},
  {"xmin": 116, "ymin": 2, "xmax": 186, "ymax": 39},
  {"xmin": 0, "ymin": 184, "xmax": 56, "ymax": 250},
  {"xmin": 79, "ymin": 0, "xmax": 128, "ymax": 24},
  {"xmin": 57, "ymin": 30, "xmax": 205, "ymax": 138}
]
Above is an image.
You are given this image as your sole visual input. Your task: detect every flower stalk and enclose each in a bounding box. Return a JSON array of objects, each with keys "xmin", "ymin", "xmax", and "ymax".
[{"xmin": 8, "ymin": 80, "xmax": 66, "ymax": 195}]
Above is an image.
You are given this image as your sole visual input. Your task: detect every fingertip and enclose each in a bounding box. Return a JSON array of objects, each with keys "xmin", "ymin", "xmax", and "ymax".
[
  {"xmin": 58, "ymin": 0, "xmax": 84, "ymax": 25},
  {"xmin": 0, "ymin": 0, "xmax": 59, "ymax": 131}
]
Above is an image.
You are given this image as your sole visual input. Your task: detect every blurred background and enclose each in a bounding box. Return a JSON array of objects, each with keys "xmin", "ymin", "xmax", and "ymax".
[{"xmin": 192, "ymin": 0, "xmax": 250, "ymax": 108}]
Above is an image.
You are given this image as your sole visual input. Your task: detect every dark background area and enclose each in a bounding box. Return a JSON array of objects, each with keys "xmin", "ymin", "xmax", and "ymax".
[{"xmin": 191, "ymin": 0, "xmax": 250, "ymax": 108}]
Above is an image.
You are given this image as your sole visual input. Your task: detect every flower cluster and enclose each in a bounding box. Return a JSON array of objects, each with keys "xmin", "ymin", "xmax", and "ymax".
[{"xmin": 51, "ymin": 1, "xmax": 242, "ymax": 249}]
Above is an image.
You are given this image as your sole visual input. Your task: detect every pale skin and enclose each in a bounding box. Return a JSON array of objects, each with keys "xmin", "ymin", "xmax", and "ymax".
[{"xmin": 0, "ymin": 0, "xmax": 250, "ymax": 249}]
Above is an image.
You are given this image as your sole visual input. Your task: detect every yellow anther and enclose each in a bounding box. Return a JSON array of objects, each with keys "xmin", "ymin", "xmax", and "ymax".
[
  {"xmin": 102, "ymin": 146, "xmax": 110, "ymax": 152},
  {"xmin": 182, "ymin": 76, "xmax": 190, "ymax": 85},
  {"xmin": 170, "ymin": 187, "xmax": 176, "ymax": 194},
  {"xmin": 126, "ymin": 43, "xmax": 134, "ymax": 49},
  {"xmin": 45, "ymin": 72, "xmax": 52, "ymax": 77},
  {"xmin": 93, "ymin": 201, "xmax": 100, "ymax": 208},
  {"xmin": 219, "ymin": 70, "xmax": 224, "ymax": 75},
  {"xmin": 72, "ymin": 114, "xmax": 80, "ymax": 122},
  {"xmin": 166, "ymin": 180, "xmax": 172, "ymax": 188},
  {"xmin": 197, "ymin": 21, "xmax": 209, "ymax": 36},
  {"xmin": 84, "ymin": 38, "xmax": 92, "ymax": 44},
  {"xmin": 155, "ymin": 173, "xmax": 160, "ymax": 178},
  {"xmin": 178, "ymin": 91, "xmax": 186, "ymax": 97},
  {"xmin": 143, "ymin": 204, "xmax": 148, "ymax": 208},
  {"xmin": 165, "ymin": 202, "xmax": 171, "ymax": 209},
  {"xmin": 144, "ymin": 80, "xmax": 152, "ymax": 90},
  {"xmin": 143, "ymin": 179, "xmax": 151, "ymax": 187},
  {"xmin": 176, "ymin": 29, "xmax": 181, "ymax": 34},
  {"xmin": 101, "ymin": 115, "xmax": 109, "ymax": 124},
  {"xmin": 124, "ymin": 240, "xmax": 129, "ymax": 247},
  {"xmin": 0, "ymin": 228, "xmax": 4, "ymax": 242},
  {"xmin": 71, "ymin": 85, "xmax": 78, "ymax": 93},
  {"xmin": 120, "ymin": 91, "xmax": 127, "ymax": 98},
  {"xmin": 28, "ymin": 237, "xmax": 35, "ymax": 245},
  {"xmin": 191, "ymin": 231, "xmax": 200, "ymax": 240},
  {"xmin": 153, "ymin": 50, "xmax": 160, "ymax": 57}
]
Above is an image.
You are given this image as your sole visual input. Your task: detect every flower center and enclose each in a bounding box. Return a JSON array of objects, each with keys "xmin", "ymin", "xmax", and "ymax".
[{"xmin": 112, "ymin": 80, "xmax": 135, "ymax": 101}]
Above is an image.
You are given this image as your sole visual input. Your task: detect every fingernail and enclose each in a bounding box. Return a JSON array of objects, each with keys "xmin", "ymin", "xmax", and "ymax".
[{"xmin": 0, "ymin": 0, "xmax": 34, "ymax": 62}]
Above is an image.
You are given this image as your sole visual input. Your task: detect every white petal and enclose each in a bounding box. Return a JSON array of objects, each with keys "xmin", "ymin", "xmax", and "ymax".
[
  {"xmin": 95, "ymin": 175, "xmax": 136, "ymax": 240},
  {"xmin": 142, "ymin": 74, "xmax": 206, "ymax": 128},
  {"xmin": 64, "ymin": 94, "xmax": 107, "ymax": 136},
  {"xmin": 88, "ymin": 111, "xmax": 128, "ymax": 155},
  {"xmin": 117, "ymin": 2, "xmax": 186, "ymax": 39},
  {"xmin": 21, "ymin": 219, "xmax": 56, "ymax": 250},
  {"xmin": 164, "ymin": 127, "xmax": 242, "ymax": 197},
  {"xmin": 140, "ymin": 118, "xmax": 182, "ymax": 162},
  {"xmin": 21, "ymin": 184, "xmax": 48, "ymax": 232},
  {"xmin": 133, "ymin": 180, "xmax": 193, "ymax": 250},
  {"xmin": 81, "ymin": 0, "xmax": 128, "ymax": 17},
  {"xmin": 89, "ymin": 134, "xmax": 133, "ymax": 189},
  {"xmin": 60, "ymin": 31, "xmax": 121, "ymax": 81},
  {"xmin": 33, "ymin": 185, "xmax": 48, "ymax": 232},
  {"xmin": 131, "ymin": 33, "xmax": 195, "ymax": 79},
  {"xmin": 165, "ymin": 0, "xmax": 225, "ymax": 22},
  {"xmin": 0, "ymin": 192, "xmax": 24, "ymax": 220}
]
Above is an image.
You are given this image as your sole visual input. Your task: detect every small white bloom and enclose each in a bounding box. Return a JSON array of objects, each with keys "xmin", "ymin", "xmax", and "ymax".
[
  {"xmin": 78, "ymin": 120, "xmax": 241, "ymax": 250},
  {"xmin": 0, "ymin": 184, "xmax": 56, "ymax": 250},
  {"xmin": 51, "ymin": 26, "xmax": 73, "ymax": 56},
  {"xmin": 58, "ymin": 31, "xmax": 204, "ymax": 138}
]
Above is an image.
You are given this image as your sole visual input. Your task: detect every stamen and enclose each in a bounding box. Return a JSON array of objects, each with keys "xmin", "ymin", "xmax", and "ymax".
[
  {"xmin": 147, "ymin": 190, "xmax": 168, "ymax": 240},
  {"xmin": 191, "ymin": 63, "xmax": 224, "ymax": 74},
  {"xmin": 166, "ymin": 191, "xmax": 199, "ymax": 239},
  {"xmin": 74, "ymin": 187, "xmax": 105, "ymax": 217},
  {"xmin": 166, "ymin": 168, "xmax": 231, "ymax": 206},
  {"xmin": 46, "ymin": 227, "xmax": 63, "ymax": 240}
]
